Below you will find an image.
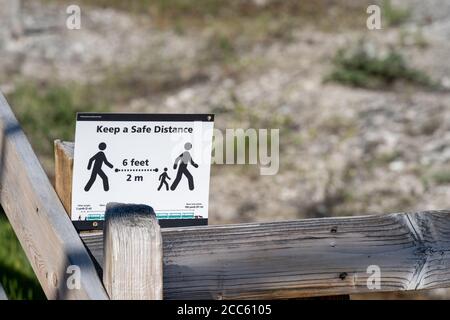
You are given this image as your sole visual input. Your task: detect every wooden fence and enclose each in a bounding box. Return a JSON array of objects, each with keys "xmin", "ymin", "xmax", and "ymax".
[
  {"xmin": 2, "ymin": 90, "xmax": 450, "ymax": 299},
  {"xmin": 0, "ymin": 92, "xmax": 107, "ymax": 299}
]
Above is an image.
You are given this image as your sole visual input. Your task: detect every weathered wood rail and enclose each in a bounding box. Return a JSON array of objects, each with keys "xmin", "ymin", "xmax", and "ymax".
[
  {"xmin": 0, "ymin": 92, "xmax": 108, "ymax": 299},
  {"xmin": 81, "ymin": 209, "xmax": 450, "ymax": 299},
  {"xmin": 1, "ymin": 87, "xmax": 450, "ymax": 300},
  {"xmin": 55, "ymin": 140, "xmax": 450, "ymax": 299}
]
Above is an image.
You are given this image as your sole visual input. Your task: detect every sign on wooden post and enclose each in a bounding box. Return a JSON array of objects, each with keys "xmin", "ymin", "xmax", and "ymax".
[{"xmin": 71, "ymin": 113, "xmax": 214, "ymax": 231}]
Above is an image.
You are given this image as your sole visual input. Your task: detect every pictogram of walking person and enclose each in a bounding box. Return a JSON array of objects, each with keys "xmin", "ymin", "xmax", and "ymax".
[
  {"xmin": 84, "ymin": 142, "xmax": 114, "ymax": 192},
  {"xmin": 171, "ymin": 142, "xmax": 198, "ymax": 191},
  {"xmin": 157, "ymin": 168, "xmax": 171, "ymax": 191}
]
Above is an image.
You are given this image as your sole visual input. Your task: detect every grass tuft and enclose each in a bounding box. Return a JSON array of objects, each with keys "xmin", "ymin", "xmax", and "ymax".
[
  {"xmin": 8, "ymin": 82, "xmax": 108, "ymax": 160},
  {"xmin": 326, "ymin": 42, "xmax": 437, "ymax": 90},
  {"xmin": 431, "ymin": 170, "xmax": 450, "ymax": 185},
  {"xmin": 382, "ymin": 0, "xmax": 411, "ymax": 27}
]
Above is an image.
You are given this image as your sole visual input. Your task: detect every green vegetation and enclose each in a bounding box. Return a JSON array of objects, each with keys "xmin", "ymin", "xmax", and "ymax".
[
  {"xmin": 431, "ymin": 170, "xmax": 450, "ymax": 185},
  {"xmin": 326, "ymin": 43, "xmax": 436, "ymax": 90},
  {"xmin": 205, "ymin": 33, "xmax": 237, "ymax": 64},
  {"xmin": 8, "ymin": 82, "xmax": 108, "ymax": 160},
  {"xmin": 382, "ymin": 0, "xmax": 411, "ymax": 27},
  {"xmin": 376, "ymin": 151, "xmax": 403, "ymax": 165},
  {"xmin": 50, "ymin": 0, "xmax": 369, "ymax": 37},
  {"xmin": 0, "ymin": 211, "xmax": 45, "ymax": 300},
  {"xmin": 73, "ymin": 0, "xmax": 365, "ymax": 23},
  {"xmin": 399, "ymin": 28, "xmax": 429, "ymax": 49}
]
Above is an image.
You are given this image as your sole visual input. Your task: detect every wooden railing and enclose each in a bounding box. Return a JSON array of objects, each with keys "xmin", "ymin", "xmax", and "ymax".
[
  {"xmin": 1, "ymin": 88, "xmax": 450, "ymax": 300},
  {"xmin": 55, "ymin": 141, "xmax": 450, "ymax": 299},
  {"xmin": 0, "ymin": 92, "xmax": 107, "ymax": 299}
]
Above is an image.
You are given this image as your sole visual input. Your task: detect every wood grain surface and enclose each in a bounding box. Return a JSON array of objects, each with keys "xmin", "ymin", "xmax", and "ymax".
[{"xmin": 0, "ymin": 94, "xmax": 108, "ymax": 299}]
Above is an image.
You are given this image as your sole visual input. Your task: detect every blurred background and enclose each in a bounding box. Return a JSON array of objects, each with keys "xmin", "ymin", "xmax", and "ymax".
[{"xmin": 1, "ymin": 0, "xmax": 450, "ymax": 299}]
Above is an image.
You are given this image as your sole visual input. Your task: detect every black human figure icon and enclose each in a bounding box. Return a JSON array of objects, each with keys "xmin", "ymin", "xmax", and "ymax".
[
  {"xmin": 157, "ymin": 168, "xmax": 171, "ymax": 191},
  {"xmin": 84, "ymin": 142, "xmax": 114, "ymax": 192},
  {"xmin": 170, "ymin": 142, "xmax": 198, "ymax": 191}
]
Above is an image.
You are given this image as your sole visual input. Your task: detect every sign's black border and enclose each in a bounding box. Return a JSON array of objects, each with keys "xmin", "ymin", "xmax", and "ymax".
[
  {"xmin": 73, "ymin": 113, "xmax": 214, "ymax": 232},
  {"xmin": 77, "ymin": 113, "xmax": 214, "ymax": 122}
]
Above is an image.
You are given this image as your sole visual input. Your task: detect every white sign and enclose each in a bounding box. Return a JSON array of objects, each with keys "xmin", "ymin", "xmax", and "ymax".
[{"xmin": 71, "ymin": 113, "xmax": 214, "ymax": 229}]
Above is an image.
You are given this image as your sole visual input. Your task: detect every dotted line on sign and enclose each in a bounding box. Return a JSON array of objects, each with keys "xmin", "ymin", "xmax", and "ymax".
[{"xmin": 115, "ymin": 168, "xmax": 159, "ymax": 173}]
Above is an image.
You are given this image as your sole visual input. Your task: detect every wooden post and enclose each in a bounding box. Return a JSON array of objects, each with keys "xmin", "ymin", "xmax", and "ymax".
[
  {"xmin": 54, "ymin": 140, "xmax": 73, "ymax": 216},
  {"xmin": 0, "ymin": 93, "xmax": 108, "ymax": 300},
  {"xmin": 103, "ymin": 203, "xmax": 163, "ymax": 300}
]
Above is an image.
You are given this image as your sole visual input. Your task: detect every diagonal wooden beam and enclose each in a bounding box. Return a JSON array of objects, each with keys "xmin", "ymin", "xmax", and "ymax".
[{"xmin": 0, "ymin": 92, "xmax": 108, "ymax": 299}]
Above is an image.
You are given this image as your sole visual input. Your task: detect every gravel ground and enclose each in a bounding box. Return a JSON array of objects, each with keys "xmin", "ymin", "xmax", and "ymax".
[{"xmin": 1, "ymin": 0, "xmax": 450, "ymax": 223}]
